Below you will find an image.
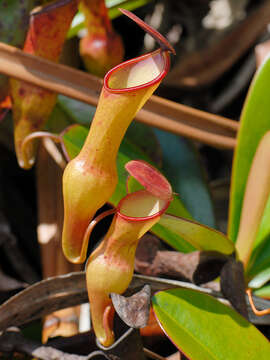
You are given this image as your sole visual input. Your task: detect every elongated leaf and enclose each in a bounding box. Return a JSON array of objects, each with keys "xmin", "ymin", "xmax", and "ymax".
[
  {"xmin": 255, "ymin": 195, "xmax": 270, "ymax": 248},
  {"xmin": 229, "ymin": 56, "xmax": 270, "ymax": 242},
  {"xmin": 153, "ymin": 129, "xmax": 215, "ymax": 227},
  {"xmin": 159, "ymin": 213, "xmax": 235, "ymax": 254},
  {"xmin": 234, "ymin": 132, "xmax": 270, "ymax": 267},
  {"xmin": 247, "ymin": 193, "xmax": 270, "ymax": 282},
  {"xmin": 152, "ymin": 288, "xmax": 270, "ymax": 360},
  {"xmin": 246, "ymin": 234, "xmax": 270, "ymax": 279},
  {"xmin": 248, "ymin": 267, "xmax": 270, "ymax": 289},
  {"xmin": 61, "ymin": 124, "xmax": 194, "ymax": 251},
  {"xmin": 254, "ymin": 284, "xmax": 270, "ymax": 299}
]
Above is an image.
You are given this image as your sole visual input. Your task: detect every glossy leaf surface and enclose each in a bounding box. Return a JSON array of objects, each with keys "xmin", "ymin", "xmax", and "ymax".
[
  {"xmin": 152, "ymin": 288, "xmax": 270, "ymax": 360},
  {"xmin": 159, "ymin": 213, "xmax": 234, "ymax": 254},
  {"xmin": 229, "ymin": 56, "xmax": 270, "ymax": 242},
  {"xmin": 248, "ymin": 267, "xmax": 270, "ymax": 289}
]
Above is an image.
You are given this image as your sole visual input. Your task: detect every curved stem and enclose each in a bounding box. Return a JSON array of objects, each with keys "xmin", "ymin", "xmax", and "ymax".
[
  {"xmin": 82, "ymin": 208, "xmax": 116, "ymax": 264},
  {"xmin": 42, "ymin": 137, "xmax": 67, "ymax": 170},
  {"xmin": 246, "ymin": 288, "xmax": 270, "ymax": 316},
  {"xmin": 22, "ymin": 131, "xmax": 61, "ymax": 168}
]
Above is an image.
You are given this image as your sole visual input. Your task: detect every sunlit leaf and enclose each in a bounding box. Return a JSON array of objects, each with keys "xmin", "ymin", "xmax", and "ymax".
[
  {"xmin": 229, "ymin": 56, "xmax": 270, "ymax": 242},
  {"xmin": 253, "ymin": 284, "xmax": 270, "ymax": 299},
  {"xmin": 248, "ymin": 267, "xmax": 270, "ymax": 289},
  {"xmin": 159, "ymin": 213, "xmax": 235, "ymax": 254},
  {"xmin": 234, "ymin": 132, "xmax": 270, "ymax": 267},
  {"xmin": 152, "ymin": 288, "xmax": 270, "ymax": 360}
]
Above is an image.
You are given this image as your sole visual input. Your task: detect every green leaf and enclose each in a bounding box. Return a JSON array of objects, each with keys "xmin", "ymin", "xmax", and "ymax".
[
  {"xmin": 58, "ymin": 95, "xmax": 95, "ymax": 126},
  {"xmin": 229, "ymin": 57, "xmax": 270, "ymax": 242},
  {"xmin": 152, "ymin": 288, "xmax": 270, "ymax": 360},
  {"xmin": 158, "ymin": 213, "xmax": 235, "ymax": 254},
  {"xmin": 126, "ymin": 121, "xmax": 162, "ymax": 164},
  {"xmin": 246, "ymin": 234, "xmax": 270, "ymax": 279},
  {"xmin": 46, "ymin": 103, "xmax": 72, "ymax": 133},
  {"xmin": 0, "ymin": 0, "xmax": 35, "ymax": 48},
  {"xmin": 61, "ymin": 123, "xmax": 194, "ymax": 251},
  {"xmin": 68, "ymin": 0, "xmax": 153, "ymax": 38},
  {"xmin": 107, "ymin": 0, "xmax": 153, "ymax": 20},
  {"xmin": 152, "ymin": 221, "xmax": 194, "ymax": 253},
  {"xmin": 67, "ymin": 12, "xmax": 85, "ymax": 39},
  {"xmin": 253, "ymin": 284, "xmax": 270, "ymax": 299},
  {"xmin": 254, "ymin": 194, "xmax": 270, "ymax": 247},
  {"xmin": 153, "ymin": 129, "xmax": 216, "ymax": 228},
  {"xmin": 248, "ymin": 190, "xmax": 270, "ymax": 276},
  {"xmin": 61, "ymin": 124, "xmax": 88, "ymax": 159},
  {"xmin": 248, "ymin": 267, "xmax": 270, "ymax": 289}
]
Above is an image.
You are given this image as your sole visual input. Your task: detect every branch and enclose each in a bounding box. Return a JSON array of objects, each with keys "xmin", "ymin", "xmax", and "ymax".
[
  {"xmin": 0, "ymin": 272, "xmax": 269, "ymax": 330},
  {"xmin": 0, "ymin": 42, "xmax": 237, "ymax": 149},
  {"xmin": 0, "ymin": 327, "xmax": 110, "ymax": 360}
]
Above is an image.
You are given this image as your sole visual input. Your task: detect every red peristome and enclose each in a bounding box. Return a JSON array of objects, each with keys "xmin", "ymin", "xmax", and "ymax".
[
  {"xmin": 125, "ymin": 160, "xmax": 172, "ymax": 201},
  {"xmin": 119, "ymin": 8, "xmax": 175, "ymax": 55},
  {"xmin": 104, "ymin": 49, "xmax": 170, "ymax": 94},
  {"xmin": 117, "ymin": 189, "xmax": 171, "ymax": 222}
]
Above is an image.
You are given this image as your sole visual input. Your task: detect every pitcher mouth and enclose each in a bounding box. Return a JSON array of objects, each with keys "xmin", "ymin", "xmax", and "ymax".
[
  {"xmin": 104, "ymin": 49, "xmax": 170, "ymax": 94},
  {"xmin": 117, "ymin": 190, "xmax": 171, "ymax": 222}
]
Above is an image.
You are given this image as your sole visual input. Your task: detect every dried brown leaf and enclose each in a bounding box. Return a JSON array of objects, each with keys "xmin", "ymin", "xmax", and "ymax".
[{"xmin": 111, "ymin": 285, "xmax": 151, "ymax": 329}]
